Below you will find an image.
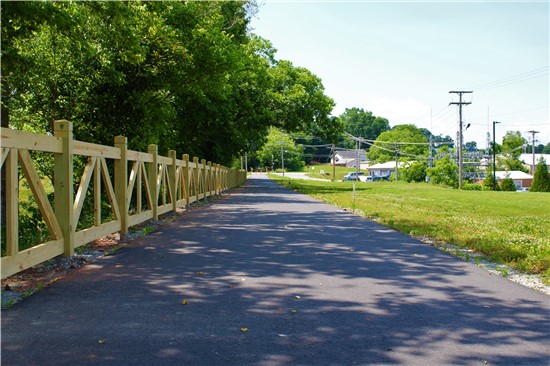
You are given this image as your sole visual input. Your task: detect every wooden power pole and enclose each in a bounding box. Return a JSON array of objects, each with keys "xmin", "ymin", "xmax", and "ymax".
[
  {"xmin": 449, "ymin": 91, "xmax": 472, "ymax": 189},
  {"xmin": 527, "ymin": 130, "xmax": 539, "ymax": 175}
]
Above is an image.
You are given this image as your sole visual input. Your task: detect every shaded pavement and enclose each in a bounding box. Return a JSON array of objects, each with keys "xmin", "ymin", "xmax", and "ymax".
[{"xmin": 2, "ymin": 175, "xmax": 549, "ymax": 365}]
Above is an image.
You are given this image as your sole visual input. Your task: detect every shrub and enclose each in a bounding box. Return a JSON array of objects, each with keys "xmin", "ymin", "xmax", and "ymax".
[
  {"xmin": 530, "ymin": 158, "xmax": 550, "ymax": 192},
  {"xmin": 483, "ymin": 171, "xmax": 500, "ymax": 191},
  {"xmin": 462, "ymin": 183, "xmax": 482, "ymax": 191},
  {"xmin": 500, "ymin": 177, "xmax": 516, "ymax": 191},
  {"xmin": 400, "ymin": 161, "xmax": 427, "ymax": 183}
]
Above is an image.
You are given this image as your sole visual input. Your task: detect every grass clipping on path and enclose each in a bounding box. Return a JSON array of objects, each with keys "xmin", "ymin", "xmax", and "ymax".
[{"xmin": 270, "ymin": 175, "xmax": 550, "ymax": 283}]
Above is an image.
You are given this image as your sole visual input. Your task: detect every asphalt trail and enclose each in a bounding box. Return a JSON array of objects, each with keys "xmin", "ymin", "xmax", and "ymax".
[{"xmin": 2, "ymin": 175, "xmax": 549, "ymax": 365}]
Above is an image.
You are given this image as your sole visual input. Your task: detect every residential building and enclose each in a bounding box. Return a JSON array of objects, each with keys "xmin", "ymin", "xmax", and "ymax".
[
  {"xmin": 473, "ymin": 170, "xmax": 533, "ymax": 189},
  {"xmin": 331, "ymin": 149, "xmax": 367, "ymax": 167},
  {"xmin": 368, "ymin": 161, "xmax": 405, "ymax": 178},
  {"xmin": 519, "ymin": 153, "xmax": 550, "ymax": 175}
]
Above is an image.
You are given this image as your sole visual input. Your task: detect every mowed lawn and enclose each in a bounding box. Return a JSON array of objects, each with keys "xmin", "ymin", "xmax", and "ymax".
[
  {"xmin": 269, "ymin": 175, "xmax": 550, "ymax": 282},
  {"xmin": 304, "ymin": 164, "xmax": 357, "ymax": 181}
]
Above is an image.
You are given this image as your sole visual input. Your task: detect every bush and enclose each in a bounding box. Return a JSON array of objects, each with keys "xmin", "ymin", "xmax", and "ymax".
[
  {"xmin": 400, "ymin": 161, "xmax": 427, "ymax": 183},
  {"xmin": 500, "ymin": 177, "xmax": 516, "ymax": 191},
  {"xmin": 530, "ymin": 158, "xmax": 550, "ymax": 192},
  {"xmin": 462, "ymin": 183, "xmax": 482, "ymax": 191},
  {"xmin": 483, "ymin": 171, "xmax": 500, "ymax": 191}
]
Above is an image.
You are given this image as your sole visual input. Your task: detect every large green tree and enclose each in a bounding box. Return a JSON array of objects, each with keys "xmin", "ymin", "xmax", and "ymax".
[
  {"xmin": 268, "ymin": 60, "xmax": 335, "ymax": 133},
  {"xmin": 426, "ymin": 146, "xmax": 458, "ymax": 188},
  {"xmin": 339, "ymin": 108, "xmax": 390, "ymax": 148},
  {"xmin": 256, "ymin": 127, "xmax": 305, "ymax": 171},
  {"xmin": 502, "ymin": 131, "xmax": 527, "ymax": 158},
  {"xmin": 367, "ymin": 124, "xmax": 429, "ymax": 163},
  {"xmin": 1, "ymin": 1, "xmax": 335, "ymax": 166}
]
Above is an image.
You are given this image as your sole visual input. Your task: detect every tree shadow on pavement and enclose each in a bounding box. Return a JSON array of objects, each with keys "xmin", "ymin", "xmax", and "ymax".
[{"xmin": 2, "ymin": 176, "xmax": 549, "ymax": 366}]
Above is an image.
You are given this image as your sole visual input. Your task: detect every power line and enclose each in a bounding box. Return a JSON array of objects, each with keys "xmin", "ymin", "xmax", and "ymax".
[{"xmin": 469, "ymin": 66, "xmax": 549, "ymax": 91}]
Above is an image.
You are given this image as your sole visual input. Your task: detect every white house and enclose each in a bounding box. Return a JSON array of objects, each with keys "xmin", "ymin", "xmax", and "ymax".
[
  {"xmin": 473, "ymin": 170, "xmax": 533, "ymax": 189},
  {"xmin": 367, "ymin": 161, "xmax": 405, "ymax": 178},
  {"xmin": 495, "ymin": 171, "xmax": 533, "ymax": 189},
  {"xmin": 331, "ymin": 149, "xmax": 367, "ymax": 167}
]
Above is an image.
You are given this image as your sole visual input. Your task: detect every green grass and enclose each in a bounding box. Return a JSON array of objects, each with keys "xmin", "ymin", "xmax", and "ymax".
[
  {"xmin": 269, "ymin": 175, "xmax": 550, "ymax": 283},
  {"xmin": 305, "ymin": 164, "xmax": 365, "ymax": 181}
]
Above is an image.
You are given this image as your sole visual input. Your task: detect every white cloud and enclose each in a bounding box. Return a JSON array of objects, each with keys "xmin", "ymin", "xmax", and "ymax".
[{"xmin": 366, "ymin": 97, "xmax": 431, "ymax": 126}]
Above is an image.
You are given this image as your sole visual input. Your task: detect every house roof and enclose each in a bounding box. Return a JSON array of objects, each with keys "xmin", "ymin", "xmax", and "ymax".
[
  {"xmin": 494, "ymin": 171, "xmax": 533, "ymax": 180},
  {"xmin": 334, "ymin": 149, "xmax": 366, "ymax": 160},
  {"xmin": 368, "ymin": 161, "xmax": 405, "ymax": 170}
]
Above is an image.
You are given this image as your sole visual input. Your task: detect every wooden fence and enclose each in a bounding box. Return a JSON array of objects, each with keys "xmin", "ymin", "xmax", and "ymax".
[{"xmin": 1, "ymin": 120, "xmax": 247, "ymax": 278}]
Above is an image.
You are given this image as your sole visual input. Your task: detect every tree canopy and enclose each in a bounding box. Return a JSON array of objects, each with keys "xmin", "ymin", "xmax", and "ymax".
[
  {"xmin": 1, "ymin": 1, "xmax": 335, "ymax": 165},
  {"xmin": 367, "ymin": 124, "xmax": 429, "ymax": 163},
  {"xmin": 256, "ymin": 127, "xmax": 305, "ymax": 171},
  {"xmin": 339, "ymin": 108, "xmax": 390, "ymax": 148},
  {"xmin": 501, "ymin": 131, "xmax": 527, "ymax": 158},
  {"xmin": 426, "ymin": 146, "xmax": 458, "ymax": 188}
]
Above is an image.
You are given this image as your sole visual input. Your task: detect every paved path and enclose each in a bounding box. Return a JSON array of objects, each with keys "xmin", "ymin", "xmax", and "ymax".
[
  {"xmin": 2, "ymin": 175, "xmax": 549, "ymax": 366},
  {"xmin": 271, "ymin": 172, "xmax": 330, "ymax": 181}
]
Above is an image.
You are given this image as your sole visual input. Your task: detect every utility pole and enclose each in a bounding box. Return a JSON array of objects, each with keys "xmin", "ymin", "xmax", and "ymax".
[
  {"xmin": 449, "ymin": 91, "xmax": 472, "ymax": 189},
  {"xmin": 428, "ymin": 134, "xmax": 433, "ymax": 168},
  {"xmin": 527, "ymin": 130, "xmax": 539, "ymax": 175},
  {"xmin": 332, "ymin": 144, "xmax": 336, "ymax": 182},
  {"xmin": 493, "ymin": 121, "xmax": 501, "ymax": 191},
  {"xmin": 356, "ymin": 139, "xmax": 360, "ymax": 181},
  {"xmin": 394, "ymin": 142, "xmax": 399, "ymax": 181}
]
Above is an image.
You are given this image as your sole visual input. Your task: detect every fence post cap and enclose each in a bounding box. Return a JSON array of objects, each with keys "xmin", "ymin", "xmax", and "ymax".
[
  {"xmin": 53, "ymin": 120, "xmax": 73, "ymax": 131},
  {"xmin": 114, "ymin": 135, "xmax": 127, "ymax": 144}
]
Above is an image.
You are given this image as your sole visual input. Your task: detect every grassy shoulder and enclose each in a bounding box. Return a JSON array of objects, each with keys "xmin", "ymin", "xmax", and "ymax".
[
  {"xmin": 269, "ymin": 174, "xmax": 550, "ymax": 283},
  {"xmin": 304, "ymin": 164, "xmax": 362, "ymax": 181}
]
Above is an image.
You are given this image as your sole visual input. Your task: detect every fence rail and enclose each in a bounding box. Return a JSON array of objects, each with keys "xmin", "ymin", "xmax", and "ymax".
[{"xmin": 0, "ymin": 120, "xmax": 246, "ymax": 278}]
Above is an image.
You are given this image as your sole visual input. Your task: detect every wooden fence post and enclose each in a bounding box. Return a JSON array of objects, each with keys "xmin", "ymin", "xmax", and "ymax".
[
  {"xmin": 53, "ymin": 120, "xmax": 74, "ymax": 257},
  {"xmin": 169, "ymin": 150, "xmax": 177, "ymax": 212},
  {"xmin": 148, "ymin": 144, "xmax": 158, "ymax": 220},
  {"xmin": 207, "ymin": 161, "xmax": 212, "ymax": 196},
  {"xmin": 114, "ymin": 136, "xmax": 128, "ymax": 234},
  {"xmin": 201, "ymin": 159, "xmax": 207, "ymax": 199},
  {"xmin": 183, "ymin": 154, "xmax": 190, "ymax": 207},
  {"xmin": 5, "ymin": 147, "xmax": 18, "ymax": 256},
  {"xmin": 216, "ymin": 164, "xmax": 222, "ymax": 194},
  {"xmin": 193, "ymin": 156, "xmax": 201, "ymax": 204}
]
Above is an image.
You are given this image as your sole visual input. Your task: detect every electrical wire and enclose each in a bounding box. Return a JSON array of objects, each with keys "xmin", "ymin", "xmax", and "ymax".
[{"xmin": 469, "ymin": 66, "xmax": 549, "ymax": 91}]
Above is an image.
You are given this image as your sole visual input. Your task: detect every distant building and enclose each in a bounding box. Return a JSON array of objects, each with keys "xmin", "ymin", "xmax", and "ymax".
[
  {"xmin": 519, "ymin": 154, "xmax": 550, "ymax": 175},
  {"xmin": 331, "ymin": 149, "xmax": 367, "ymax": 167},
  {"xmin": 473, "ymin": 170, "xmax": 533, "ymax": 189},
  {"xmin": 367, "ymin": 161, "xmax": 405, "ymax": 178}
]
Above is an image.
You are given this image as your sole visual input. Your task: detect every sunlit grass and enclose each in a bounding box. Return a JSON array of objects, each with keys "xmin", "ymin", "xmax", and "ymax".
[
  {"xmin": 305, "ymin": 164, "xmax": 366, "ymax": 181},
  {"xmin": 270, "ymin": 175, "xmax": 550, "ymax": 283}
]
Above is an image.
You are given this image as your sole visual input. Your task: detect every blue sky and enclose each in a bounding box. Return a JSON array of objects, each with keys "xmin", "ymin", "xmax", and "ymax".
[{"xmin": 249, "ymin": 1, "xmax": 549, "ymax": 149}]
